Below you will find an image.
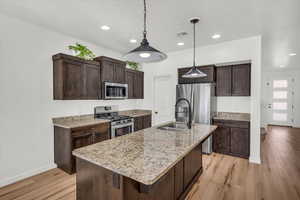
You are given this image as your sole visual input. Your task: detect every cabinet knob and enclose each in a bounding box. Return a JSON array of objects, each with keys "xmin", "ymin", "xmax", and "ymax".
[{"xmin": 155, "ymin": 112, "xmax": 158, "ymax": 114}]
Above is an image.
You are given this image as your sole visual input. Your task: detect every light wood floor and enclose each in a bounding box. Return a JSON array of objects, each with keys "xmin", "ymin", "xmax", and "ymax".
[{"xmin": 1, "ymin": 126, "xmax": 300, "ymax": 200}]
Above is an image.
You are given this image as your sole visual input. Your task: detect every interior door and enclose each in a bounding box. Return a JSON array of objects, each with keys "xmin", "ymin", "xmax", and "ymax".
[
  {"xmin": 153, "ymin": 75, "xmax": 173, "ymax": 125},
  {"xmin": 264, "ymin": 77, "xmax": 295, "ymax": 126}
]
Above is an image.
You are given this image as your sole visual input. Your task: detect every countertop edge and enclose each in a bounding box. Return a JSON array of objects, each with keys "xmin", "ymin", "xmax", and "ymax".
[{"xmin": 53, "ymin": 120, "xmax": 110, "ymax": 129}]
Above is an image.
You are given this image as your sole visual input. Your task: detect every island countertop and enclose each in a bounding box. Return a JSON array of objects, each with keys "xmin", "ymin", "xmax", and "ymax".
[{"xmin": 73, "ymin": 123, "xmax": 217, "ymax": 185}]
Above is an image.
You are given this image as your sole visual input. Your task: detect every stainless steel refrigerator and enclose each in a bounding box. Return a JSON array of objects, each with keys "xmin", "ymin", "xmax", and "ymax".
[{"xmin": 176, "ymin": 83, "xmax": 216, "ymax": 154}]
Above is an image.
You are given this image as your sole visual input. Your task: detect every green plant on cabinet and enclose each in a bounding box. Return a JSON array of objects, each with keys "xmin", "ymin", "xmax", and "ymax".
[
  {"xmin": 126, "ymin": 61, "xmax": 140, "ymax": 71},
  {"xmin": 68, "ymin": 43, "xmax": 96, "ymax": 60}
]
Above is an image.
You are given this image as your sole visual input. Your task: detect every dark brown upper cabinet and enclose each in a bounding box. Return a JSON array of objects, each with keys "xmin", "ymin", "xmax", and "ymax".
[
  {"xmin": 94, "ymin": 56, "xmax": 126, "ymax": 84},
  {"xmin": 232, "ymin": 64, "xmax": 251, "ymax": 96},
  {"xmin": 178, "ymin": 65, "xmax": 216, "ymax": 84},
  {"xmin": 125, "ymin": 69, "xmax": 144, "ymax": 99},
  {"xmin": 53, "ymin": 53, "xmax": 100, "ymax": 100},
  {"xmin": 215, "ymin": 63, "xmax": 251, "ymax": 96},
  {"xmin": 216, "ymin": 66, "xmax": 232, "ymax": 96}
]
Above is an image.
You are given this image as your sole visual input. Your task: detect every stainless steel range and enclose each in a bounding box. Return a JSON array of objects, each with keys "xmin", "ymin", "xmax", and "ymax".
[{"xmin": 94, "ymin": 106, "xmax": 134, "ymax": 138}]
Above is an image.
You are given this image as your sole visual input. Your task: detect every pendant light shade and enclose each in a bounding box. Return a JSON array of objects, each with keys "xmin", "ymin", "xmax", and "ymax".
[
  {"xmin": 182, "ymin": 67, "xmax": 207, "ymax": 78},
  {"xmin": 124, "ymin": 38, "xmax": 167, "ymax": 63},
  {"xmin": 124, "ymin": 0, "xmax": 167, "ymax": 63},
  {"xmin": 182, "ymin": 18, "xmax": 207, "ymax": 78}
]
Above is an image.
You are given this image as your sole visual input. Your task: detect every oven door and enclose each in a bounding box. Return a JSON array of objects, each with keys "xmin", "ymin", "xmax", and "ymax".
[
  {"xmin": 111, "ymin": 123, "xmax": 134, "ymax": 138},
  {"xmin": 104, "ymin": 82, "xmax": 128, "ymax": 99}
]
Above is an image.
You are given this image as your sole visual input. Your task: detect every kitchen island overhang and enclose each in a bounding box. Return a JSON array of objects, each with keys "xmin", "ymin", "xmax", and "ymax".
[{"xmin": 73, "ymin": 123, "xmax": 217, "ymax": 200}]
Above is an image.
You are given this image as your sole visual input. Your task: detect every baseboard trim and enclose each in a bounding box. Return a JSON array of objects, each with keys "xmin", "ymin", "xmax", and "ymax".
[
  {"xmin": 249, "ymin": 156, "xmax": 261, "ymax": 164},
  {"xmin": 0, "ymin": 163, "xmax": 57, "ymax": 188}
]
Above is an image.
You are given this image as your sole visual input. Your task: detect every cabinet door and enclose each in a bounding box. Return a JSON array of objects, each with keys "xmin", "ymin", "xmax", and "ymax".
[
  {"xmin": 134, "ymin": 117, "xmax": 143, "ymax": 131},
  {"xmin": 114, "ymin": 63, "xmax": 126, "ymax": 83},
  {"xmin": 134, "ymin": 72, "xmax": 144, "ymax": 99},
  {"xmin": 93, "ymin": 123, "xmax": 110, "ymax": 143},
  {"xmin": 232, "ymin": 64, "xmax": 251, "ymax": 96},
  {"xmin": 125, "ymin": 70, "xmax": 135, "ymax": 99},
  {"xmin": 174, "ymin": 159, "xmax": 184, "ymax": 199},
  {"xmin": 184, "ymin": 144, "xmax": 202, "ymax": 189},
  {"xmin": 143, "ymin": 115, "xmax": 152, "ymax": 129},
  {"xmin": 212, "ymin": 126, "xmax": 230, "ymax": 154},
  {"xmin": 216, "ymin": 66, "xmax": 232, "ymax": 96},
  {"xmin": 83, "ymin": 64, "xmax": 100, "ymax": 99},
  {"xmin": 101, "ymin": 60, "xmax": 115, "ymax": 83},
  {"xmin": 230, "ymin": 128, "xmax": 250, "ymax": 158},
  {"xmin": 63, "ymin": 60, "xmax": 83, "ymax": 99}
]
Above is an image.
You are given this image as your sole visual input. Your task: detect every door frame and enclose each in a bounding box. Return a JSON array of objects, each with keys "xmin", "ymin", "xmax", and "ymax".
[{"xmin": 153, "ymin": 74, "xmax": 173, "ymax": 125}]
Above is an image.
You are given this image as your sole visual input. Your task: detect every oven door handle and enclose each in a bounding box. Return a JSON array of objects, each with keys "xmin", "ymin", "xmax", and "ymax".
[{"xmin": 112, "ymin": 123, "xmax": 134, "ymax": 129}]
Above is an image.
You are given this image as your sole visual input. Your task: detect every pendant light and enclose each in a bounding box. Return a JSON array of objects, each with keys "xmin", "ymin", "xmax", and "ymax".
[
  {"xmin": 182, "ymin": 18, "xmax": 207, "ymax": 78},
  {"xmin": 124, "ymin": 0, "xmax": 167, "ymax": 63}
]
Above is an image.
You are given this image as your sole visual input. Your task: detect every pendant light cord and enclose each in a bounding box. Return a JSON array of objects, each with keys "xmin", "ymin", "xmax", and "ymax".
[
  {"xmin": 193, "ymin": 22, "xmax": 196, "ymax": 67},
  {"xmin": 143, "ymin": 0, "xmax": 147, "ymax": 39}
]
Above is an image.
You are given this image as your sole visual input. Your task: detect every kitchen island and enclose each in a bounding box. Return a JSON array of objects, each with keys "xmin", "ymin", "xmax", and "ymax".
[{"xmin": 73, "ymin": 123, "xmax": 217, "ymax": 200}]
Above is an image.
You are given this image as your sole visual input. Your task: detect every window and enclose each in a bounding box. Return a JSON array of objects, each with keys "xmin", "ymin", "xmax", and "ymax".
[
  {"xmin": 273, "ymin": 102, "xmax": 287, "ymax": 110},
  {"xmin": 273, "ymin": 80, "xmax": 288, "ymax": 88},
  {"xmin": 273, "ymin": 91, "xmax": 288, "ymax": 99}
]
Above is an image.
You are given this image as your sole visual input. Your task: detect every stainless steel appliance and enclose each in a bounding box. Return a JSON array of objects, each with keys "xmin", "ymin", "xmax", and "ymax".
[
  {"xmin": 104, "ymin": 82, "xmax": 128, "ymax": 99},
  {"xmin": 94, "ymin": 106, "xmax": 134, "ymax": 138},
  {"xmin": 176, "ymin": 83, "xmax": 216, "ymax": 154}
]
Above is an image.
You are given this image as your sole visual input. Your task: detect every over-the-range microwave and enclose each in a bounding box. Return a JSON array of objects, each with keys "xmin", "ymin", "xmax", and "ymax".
[{"xmin": 104, "ymin": 82, "xmax": 128, "ymax": 99}]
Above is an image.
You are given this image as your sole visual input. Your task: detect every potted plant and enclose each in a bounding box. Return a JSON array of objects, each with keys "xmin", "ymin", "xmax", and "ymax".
[
  {"xmin": 126, "ymin": 61, "xmax": 140, "ymax": 71},
  {"xmin": 68, "ymin": 43, "xmax": 96, "ymax": 60}
]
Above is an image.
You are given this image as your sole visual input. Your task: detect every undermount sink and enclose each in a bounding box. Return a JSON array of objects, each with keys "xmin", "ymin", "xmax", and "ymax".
[{"xmin": 157, "ymin": 122, "xmax": 189, "ymax": 131}]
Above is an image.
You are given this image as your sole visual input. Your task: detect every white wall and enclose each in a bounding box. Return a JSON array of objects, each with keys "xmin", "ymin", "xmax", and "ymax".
[
  {"xmin": 142, "ymin": 36, "xmax": 262, "ymax": 164},
  {"xmin": 261, "ymin": 69, "xmax": 300, "ymax": 127},
  {"xmin": 0, "ymin": 13, "xmax": 142, "ymax": 187}
]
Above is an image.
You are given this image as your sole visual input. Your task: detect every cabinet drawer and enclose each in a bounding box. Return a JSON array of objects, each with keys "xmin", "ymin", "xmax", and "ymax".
[
  {"xmin": 213, "ymin": 119, "xmax": 249, "ymax": 129},
  {"xmin": 72, "ymin": 131, "xmax": 93, "ymax": 149}
]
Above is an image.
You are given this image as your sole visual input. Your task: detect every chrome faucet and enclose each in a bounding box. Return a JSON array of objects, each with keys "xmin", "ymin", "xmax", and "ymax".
[{"xmin": 175, "ymin": 98, "xmax": 192, "ymax": 129}]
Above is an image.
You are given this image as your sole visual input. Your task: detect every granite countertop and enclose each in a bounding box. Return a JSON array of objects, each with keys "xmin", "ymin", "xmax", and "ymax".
[
  {"xmin": 52, "ymin": 109, "xmax": 152, "ymax": 129},
  {"xmin": 73, "ymin": 123, "xmax": 217, "ymax": 185},
  {"xmin": 213, "ymin": 112, "xmax": 250, "ymax": 122},
  {"xmin": 52, "ymin": 114, "xmax": 110, "ymax": 129},
  {"xmin": 119, "ymin": 109, "xmax": 152, "ymax": 117}
]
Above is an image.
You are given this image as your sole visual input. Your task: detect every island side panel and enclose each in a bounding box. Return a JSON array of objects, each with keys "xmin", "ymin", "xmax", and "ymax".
[
  {"xmin": 75, "ymin": 143, "xmax": 203, "ymax": 200},
  {"xmin": 76, "ymin": 158, "xmax": 123, "ymax": 200}
]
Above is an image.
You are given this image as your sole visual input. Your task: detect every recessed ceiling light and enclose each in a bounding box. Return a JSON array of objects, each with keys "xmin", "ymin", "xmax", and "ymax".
[
  {"xmin": 130, "ymin": 39, "xmax": 137, "ymax": 43},
  {"xmin": 212, "ymin": 34, "xmax": 221, "ymax": 39},
  {"xmin": 177, "ymin": 42, "xmax": 184, "ymax": 46},
  {"xmin": 101, "ymin": 25, "xmax": 110, "ymax": 30},
  {"xmin": 289, "ymin": 53, "xmax": 296, "ymax": 56},
  {"xmin": 279, "ymin": 65, "xmax": 285, "ymax": 68}
]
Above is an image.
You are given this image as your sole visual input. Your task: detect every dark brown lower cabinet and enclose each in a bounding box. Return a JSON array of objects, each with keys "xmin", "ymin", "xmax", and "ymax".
[
  {"xmin": 212, "ymin": 119, "xmax": 250, "ymax": 159},
  {"xmin": 76, "ymin": 143, "xmax": 203, "ymax": 200},
  {"xmin": 54, "ymin": 123, "xmax": 110, "ymax": 174},
  {"xmin": 183, "ymin": 144, "xmax": 202, "ymax": 189},
  {"xmin": 230, "ymin": 127, "xmax": 250, "ymax": 157},
  {"xmin": 134, "ymin": 114, "xmax": 152, "ymax": 131},
  {"xmin": 212, "ymin": 126, "xmax": 230, "ymax": 154}
]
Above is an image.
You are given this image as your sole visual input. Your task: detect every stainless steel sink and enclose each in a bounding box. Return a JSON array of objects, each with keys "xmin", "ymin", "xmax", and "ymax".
[{"xmin": 157, "ymin": 122, "xmax": 189, "ymax": 131}]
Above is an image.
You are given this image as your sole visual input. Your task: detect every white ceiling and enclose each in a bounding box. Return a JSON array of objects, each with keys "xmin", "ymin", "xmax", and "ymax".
[{"xmin": 0, "ymin": 0, "xmax": 299, "ymax": 69}]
